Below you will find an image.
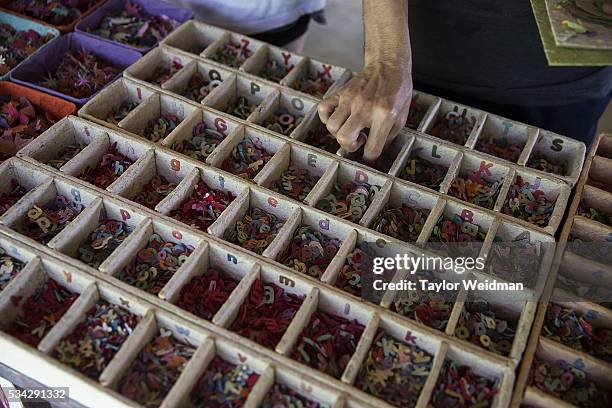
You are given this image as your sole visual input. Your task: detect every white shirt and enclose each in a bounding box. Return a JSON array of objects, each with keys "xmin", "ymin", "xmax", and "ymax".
[{"xmin": 164, "ymin": 0, "xmax": 326, "ymax": 34}]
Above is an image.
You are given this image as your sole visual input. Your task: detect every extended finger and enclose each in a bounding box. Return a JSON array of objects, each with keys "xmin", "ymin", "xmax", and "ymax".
[
  {"xmin": 336, "ymin": 115, "xmax": 366, "ymax": 152},
  {"xmin": 364, "ymin": 114, "xmax": 396, "ymax": 163},
  {"xmin": 384, "ymin": 117, "xmax": 405, "ymax": 148},
  {"xmin": 381, "ymin": 102, "xmax": 410, "ymax": 149},
  {"xmin": 325, "ymin": 103, "xmax": 351, "ymax": 135},
  {"xmin": 387, "ymin": 112, "xmax": 408, "ymax": 145}
]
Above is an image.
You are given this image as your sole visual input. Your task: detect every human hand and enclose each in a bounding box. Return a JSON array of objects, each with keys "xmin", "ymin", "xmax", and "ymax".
[{"xmin": 318, "ymin": 61, "xmax": 412, "ymax": 163}]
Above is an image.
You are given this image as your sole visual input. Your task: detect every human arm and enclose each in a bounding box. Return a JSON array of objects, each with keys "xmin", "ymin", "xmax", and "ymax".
[{"xmin": 318, "ymin": 0, "xmax": 412, "ymax": 163}]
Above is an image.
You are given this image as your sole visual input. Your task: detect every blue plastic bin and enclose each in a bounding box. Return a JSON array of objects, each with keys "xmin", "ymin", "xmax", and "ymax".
[{"xmin": 0, "ymin": 11, "xmax": 60, "ymax": 81}]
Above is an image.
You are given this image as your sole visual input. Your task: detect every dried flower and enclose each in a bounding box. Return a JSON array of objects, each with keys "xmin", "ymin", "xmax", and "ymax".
[
  {"xmin": 7, "ymin": 0, "xmax": 98, "ymax": 26},
  {"xmin": 0, "ymin": 23, "xmax": 54, "ymax": 74},
  {"xmin": 0, "ymin": 94, "xmax": 56, "ymax": 162},
  {"xmin": 38, "ymin": 49, "xmax": 121, "ymax": 99},
  {"xmin": 87, "ymin": 2, "xmax": 179, "ymax": 49}
]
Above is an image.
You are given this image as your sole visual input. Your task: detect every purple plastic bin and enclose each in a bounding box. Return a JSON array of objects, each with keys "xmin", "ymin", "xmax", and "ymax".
[
  {"xmin": 75, "ymin": 0, "xmax": 193, "ymax": 53},
  {"xmin": 10, "ymin": 32, "xmax": 142, "ymax": 106}
]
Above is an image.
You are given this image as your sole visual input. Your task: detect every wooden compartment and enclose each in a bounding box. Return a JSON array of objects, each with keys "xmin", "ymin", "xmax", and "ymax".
[{"xmin": 78, "ymin": 78, "xmax": 157, "ymax": 132}]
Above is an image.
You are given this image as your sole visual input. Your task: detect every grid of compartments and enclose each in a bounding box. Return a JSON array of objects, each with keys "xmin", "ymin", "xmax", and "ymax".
[
  {"xmin": 147, "ymin": 19, "xmax": 580, "ymax": 185},
  {"xmin": 0, "ymin": 157, "xmax": 523, "ymax": 408},
  {"xmin": 149, "ymin": 20, "xmax": 583, "ymax": 187},
  {"xmin": 0, "ymin": 232, "xmax": 357, "ymax": 408},
  {"xmin": 78, "ymin": 22, "xmax": 579, "ymax": 237},
  {"xmin": 77, "ymin": 77, "xmax": 572, "ymax": 237},
  {"xmin": 6, "ymin": 114, "xmax": 557, "ymax": 407},
  {"xmin": 512, "ymin": 132, "xmax": 612, "ymax": 408},
  {"xmin": 0, "ymin": 19, "xmax": 585, "ymax": 408}
]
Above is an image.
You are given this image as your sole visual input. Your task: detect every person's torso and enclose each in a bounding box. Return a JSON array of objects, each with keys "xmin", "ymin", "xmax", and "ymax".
[
  {"xmin": 165, "ymin": 0, "xmax": 325, "ymax": 34},
  {"xmin": 408, "ymin": 0, "xmax": 612, "ymax": 105}
]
